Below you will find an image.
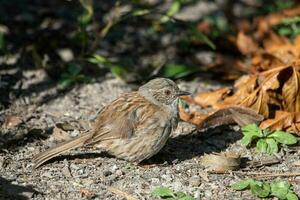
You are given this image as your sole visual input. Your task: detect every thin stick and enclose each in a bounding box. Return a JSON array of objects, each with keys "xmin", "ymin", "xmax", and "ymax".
[
  {"xmin": 254, "ymin": 172, "xmax": 300, "ymax": 179},
  {"xmin": 209, "ymin": 171, "xmax": 300, "ymax": 178}
]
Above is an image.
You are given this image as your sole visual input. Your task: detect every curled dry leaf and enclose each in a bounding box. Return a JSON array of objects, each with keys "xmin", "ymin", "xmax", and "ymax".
[
  {"xmin": 223, "ymin": 75, "xmax": 257, "ymax": 105},
  {"xmin": 198, "ymin": 106, "xmax": 264, "ymax": 129},
  {"xmin": 282, "ymin": 66, "xmax": 300, "ymax": 112},
  {"xmin": 260, "ymin": 111, "xmax": 300, "ymax": 135},
  {"xmin": 200, "ymin": 152, "xmax": 241, "ymax": 172},
  {"xmin": 179, "ymin": 104, "xmax": 263, "ymax": 129}
]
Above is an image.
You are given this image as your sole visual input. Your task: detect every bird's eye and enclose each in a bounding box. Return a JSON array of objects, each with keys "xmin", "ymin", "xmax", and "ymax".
[{"xmin": 164, "ymin": 90, "xmax": 171, "ymax": 95}]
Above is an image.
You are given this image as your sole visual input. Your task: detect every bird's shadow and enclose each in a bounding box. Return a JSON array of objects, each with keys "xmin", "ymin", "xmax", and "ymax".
[
  {"xmin": 37, "ymin": 151, "xmax": 112, "ymax": 167},
  {"xmin": 146, "ymin": 125, "xmax": 243, "ymax": 165}
]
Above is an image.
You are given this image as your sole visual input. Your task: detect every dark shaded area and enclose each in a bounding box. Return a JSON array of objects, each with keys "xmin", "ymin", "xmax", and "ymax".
[
  {"xmin": 0, "ymin": 127, "xmax": 54, "ymax": 150},
  {"xmin": 1, "ymin": 0, "xmax": 298, "ymax": 111},
  {"xmin": 0, "ymin": 177, "xmax": 38, "ymax": 200},
  {"xmin": 151, "ymin": 125, "xmax": 243, "ymax": 164}
]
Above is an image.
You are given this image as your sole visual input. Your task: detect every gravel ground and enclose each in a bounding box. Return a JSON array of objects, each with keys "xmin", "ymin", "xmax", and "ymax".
[{"xmin": 1, "ymin": 71, "xmax": 300, "ymax": 200}]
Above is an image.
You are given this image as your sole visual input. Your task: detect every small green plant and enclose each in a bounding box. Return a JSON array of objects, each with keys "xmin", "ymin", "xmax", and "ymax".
[
  {"xmin": 73, "ymin": 0, "xmax": 94, "ymax": 51},
  {"xmin": 241, "ymin": 124, "xmax": 297, "ymax": 155},
  {"xmin": 201, "ymin": 15, "xmax": 231, "ymax": 39},
  {"xmin": 88, "ymin": 54, "xmax": 129, "ymax": 79},
  {"xmin": 0, "ymin": 32, "xmax": 5, "ymax": 52},
  {"xmin": 59, "ymin": 63, "xmax": 93, "ymax": 88},
  {"xmin": 159, "ymin": 63, "xmax": 200, "ymax": 79},
  {"xmin": 231, "ymin": 179, "xmax": 298, "ymax": 200},
  {"xmin": 263, "ymin": 0, "xmax": 294, "ymax": 14},
  {"xmin": 274, "ymin": 16, "xmax": 300, "ymax": 39},
  {"xmin": 152, "ymin": 186, "xmax": 195, "ymax": 200},
  {"xmin": 159, "ymin": 0, "xmax": 181, "ymax": 23}
]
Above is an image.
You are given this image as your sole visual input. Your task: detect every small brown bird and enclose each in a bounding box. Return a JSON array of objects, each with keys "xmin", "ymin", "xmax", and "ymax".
[{"xmin": 34, "ymin": 78, "xmax": 190, "ymax": 168}]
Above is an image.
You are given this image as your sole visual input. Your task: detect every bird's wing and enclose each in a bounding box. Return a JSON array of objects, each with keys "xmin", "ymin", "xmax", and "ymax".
[{"xmin": 84, "ymin": 92, "xmax": 154, "ymax": 145}]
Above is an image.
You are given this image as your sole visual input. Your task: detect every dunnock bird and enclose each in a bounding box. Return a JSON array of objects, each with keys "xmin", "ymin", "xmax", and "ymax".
[{"xmin": 34, "ymin": 78, "xmax": 190, "ymax": 168}]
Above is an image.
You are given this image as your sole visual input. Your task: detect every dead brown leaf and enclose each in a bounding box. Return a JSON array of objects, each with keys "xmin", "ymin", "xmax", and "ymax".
[
  {"xmin": 194, "ymin": 87, "xmax": 230, "ymax": 108},
  {"xmin": 236, "ymin": 32, "xmax": 258, "ymax": 55},
  {"xmin": 200, "ymin": 152, "xmax": 241, "ymax": 172},
  {"xmin": 282, "ymin": 66, "xmax": 300, "ymax": 112},
  {"xmin": 260, "ymin": 111, "xmax": 300, "ymax": 134},
  {"xmin": 222, "ymin": 75, "xmax": 257, "ymax": 105},
  {"xmin": 198, "ymin": 106, "xmax": 264, "ymax": 129},
  {"xmin": 179, "ymin": 106, "xmax": 207, "ymax": 126}
]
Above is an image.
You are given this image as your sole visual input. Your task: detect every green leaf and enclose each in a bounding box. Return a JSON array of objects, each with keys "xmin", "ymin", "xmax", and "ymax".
[
  {"xmin": 88, "ymin": 54, "xmax": 110, "ymax": 64},
  {"xmin": 0, "ymin": 33, "xmax": 5, "ymax": 50},
  {"xmin": 178, "ymin": 196, "xmax": 196, "ymax": 200},
  {"xmin": 110, "ymin": 65, "xmax": 128, "ymax": 78},
  {"xmin": 78, "ymin": 0, "xmax": 93, "ymax": 25},
  {"xmin": 256, "ymin": 139, "xmax": 268, "ymax": 153},
  {"xmin": 269, "ymin": 131, "xmax": 298, "ymax": 145},
  {"xmin": 266, "ymin": 138, "xmax": 279, "ymax": 154},
  {"xmin": 160, "ymin": 1, "xmax": 180, "ymax": 23},
  {"xmin": 132, "ymin": 9, "xmax": 150, "ymax": 16},
  {"xmin": 270, "ymin": 181, "xmax": 290, "ymax": 199},
  {"xmin": 231, "ymin": 179, "xmax": 254, "ymax": 190},
  {"xmin": 178, "ymin": 98, "xmax": 189, "ymax": 109},
  {"xmin": 175, "ymin": 192, "xmax": 195, "ymax": 200},
  {"xmin": 241, "ymin": 124, "xmax": 263, "ymax": 146},
  {"xmin": 286, "ymin": 191, "xmax": 299, "ymax": 200},
  {"xmin": 282, "ymin": 16, "xmax": 300, "ymax": 24},
  {"xmin": 59, "ymin": 78, "xmax": 74, "ymax": 88},
  {"xmin": 278, "ymin": 27, "xmax": 293, "ymax": 36},
  {"xmin": 68, "ymin": 64, "xmax": 82, "ymax": 76},
  {"xmin": 190, "ymin": 28, "xmax": 216, "ymax": 50},
  {"xmin": 250, "ymin": 182, "xmax": 271, "ymax": 198},
  {"xmin": 240, "ymin": 135, "xmax": 254, "ymax": 146},
  {"xmin": 152, "ymin": 187, "xmax": 175, "ymax": 198},
  {"xmin": 242, "ymin": 124, "xmax": 262, "ymax": 136},
  {"xmin": 160, "ymin": 64, "xmax": 199, "ymax": 79}
]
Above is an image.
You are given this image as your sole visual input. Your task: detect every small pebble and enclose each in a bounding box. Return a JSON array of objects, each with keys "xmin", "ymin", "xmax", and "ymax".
[
  {"xmin": 70, "ymin": 129, "xmax": 79, "ymax": 137},
  {"xmin": 111, "ymin": 164, "xmax": 118, "ymax": 173},
  {"xmin": 151, "ymin": 178, "xmax": 160, "ymax": 184},
  {"xmin": 115, "ymin": 169, "xmax": 123, "ymax": 176},
  {"xmin": 204, "ymin": 190, "xmax": 212, "ymax": 198},
  {"xmin": 172, "ymin": 181, "xmax": 183, "ymax": 191},
  {"xmin": 161, "ymin": 174, "xmax": 172, "ymax": 182},
  {"xmin": 189, "ymin": 176, "xmax": 201, "ymax": 187},
  {"xmin": 103, "ymin": 170, "xmax": 112, "ymax": 176}
]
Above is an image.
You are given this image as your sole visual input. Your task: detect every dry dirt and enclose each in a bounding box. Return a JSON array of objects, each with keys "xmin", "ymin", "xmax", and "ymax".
[{"xmin": 1, "ymin": 71, "xmax": 300, "ymax": 200}]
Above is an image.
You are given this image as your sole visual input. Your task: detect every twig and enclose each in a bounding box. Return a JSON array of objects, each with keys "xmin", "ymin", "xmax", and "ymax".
[
  {"xmin": 107, "ymin": 186, "xmax": 139, "ymax": 200},
  {"xmin": 247, "ymin": 158, "xmax": 281, "ymax": 168},
  {"xmin": 209, "ymin": 170, "xmax": 300, "ymax": 178},
  {"xmin": 253, "ymin": 172, "xmax": 300, "ymax": 179}
]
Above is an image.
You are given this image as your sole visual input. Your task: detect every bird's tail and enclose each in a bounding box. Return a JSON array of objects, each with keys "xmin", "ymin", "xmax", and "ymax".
[{"xmin": 33, "ymin": 131, "xmax": 93, "ymax": 168}]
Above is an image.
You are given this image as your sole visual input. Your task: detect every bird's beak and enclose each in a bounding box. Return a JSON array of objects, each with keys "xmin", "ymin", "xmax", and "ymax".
[{"xmin": 178, "ymin": 90, "xmax": 191, "ymax": 96}]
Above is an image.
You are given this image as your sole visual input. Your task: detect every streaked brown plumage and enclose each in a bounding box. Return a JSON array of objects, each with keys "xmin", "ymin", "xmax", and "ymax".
[{"xmin": 34, "ymin": 78, "xmax": 189, "ymax": 168}]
